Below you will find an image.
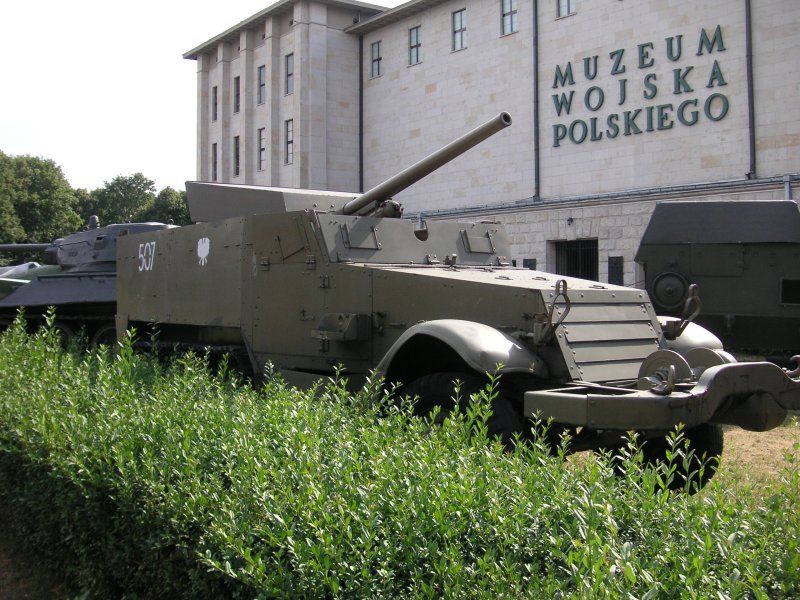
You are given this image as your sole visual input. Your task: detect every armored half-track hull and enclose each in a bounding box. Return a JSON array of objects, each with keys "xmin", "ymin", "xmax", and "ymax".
[
  {"xmin": 117, "ymin": 207, "xmax": 800, "ymax": 441},
  {"xmin": 86, "ymin": 112, "xmax": 800, "ymax": 489}
]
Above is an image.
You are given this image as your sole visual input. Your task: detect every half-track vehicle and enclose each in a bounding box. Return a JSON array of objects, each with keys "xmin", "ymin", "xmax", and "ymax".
[
  {"xmin": 0, "ymin": 219, "xmax": 172, "ymax": 345},
  {"xmin": 116, "ymin": 113, "xmax": 800, "ymax": 488},
  {"xmin": 635, "ymin": 200, "xmax": 800, "ymax": 358}
]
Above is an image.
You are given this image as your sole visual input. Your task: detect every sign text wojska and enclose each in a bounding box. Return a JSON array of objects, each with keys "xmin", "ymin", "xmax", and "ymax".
[{"xmin": 551, "ymin": 26, "xmax": 729, "ymax": 147}]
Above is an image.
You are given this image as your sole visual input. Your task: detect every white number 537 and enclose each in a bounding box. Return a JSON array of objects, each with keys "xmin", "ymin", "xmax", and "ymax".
[{"xmin": 138, "ymin": 242, "xmax": 156, "ymax": 272}]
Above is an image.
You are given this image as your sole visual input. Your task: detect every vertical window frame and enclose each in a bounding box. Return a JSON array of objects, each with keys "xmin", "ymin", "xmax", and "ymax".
[
  {"xmin": 257, "ymin": 127, "xmax": 266, "ymax": 171},
  {"xmin": 211, "ymin": 143, "xmax": 218, "ymax": 182},
  {"xmin": 211, "ymin": 86, "xmax": 218, "ymax": 122},
  {"xmin": 233, "ymin": 135, "xmax": 240, "ymax": 177},
  {"xmin": 284, "ymin": 119, "xmax": 294, "ymax": 165},
  {"xmin": 285, "ymin": 53, "xmax": 294, "ymax": 95},
  {"xmin": 452, "ymin": 9, "xmax": 467, "ymax": 51},
  {"xmin": 502, "ymin": 0, "xmax": 518, "ymax": 35},
  {"xmin": 409, "ymin": 26, "xmax": 421, "ymax": 65},
  {"xmin": 257, "ymin": 65, "xmax": 266, "ymax": 105},
  {"xmin": 370, "ymin": 40, "xmax": 382, "ymax": 78},
  {"xmin": 233, "ymin": 76, "xmax": 241, "ymax": 114},
  {"xmin": 557, "ymin": 0, "xmax": 576, "ymax": 18}
]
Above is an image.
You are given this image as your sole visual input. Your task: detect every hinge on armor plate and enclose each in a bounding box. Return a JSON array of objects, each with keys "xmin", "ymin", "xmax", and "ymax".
[
  {"xmin": 320, "ymin": 274, "xmax": 331, "ymax": 289},
  {"xmin": 425, "ymin": 254, "xmax": 441, "ymax": 265},
  {"xmin": 259, "ymin": 257, "xmax": 270, "ymax": 271},
  {"xmin": 305, "ymin": 254, "xmax": 317, "ymax": 269},
  {"xmin": 311, "ymin": 313, "xmax": 371, "ymax": 343},
  {"xmin": 340, "ymin": 223, "xmax": 381, "ymax": 250},
  {"xmin": 496, "ymin": 255, "xmax": 510, "ymax": 266},
  {"xmin": 460, "ymin": 229, "xmax": 496, "ymax": 254}
]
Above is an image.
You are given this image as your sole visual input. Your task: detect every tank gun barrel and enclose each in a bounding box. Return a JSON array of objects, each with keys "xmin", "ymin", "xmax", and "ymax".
[
  {"xmin": 0, "ymin": 243, "xmax": 50, "ymax": 253},
  {"xmin": 339, "ymin": 112, "xmax": 512, "ymax": 216}
]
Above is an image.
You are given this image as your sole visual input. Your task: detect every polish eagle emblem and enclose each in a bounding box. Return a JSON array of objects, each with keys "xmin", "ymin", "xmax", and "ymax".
[{"xmin": 197, "ymin": 237, "xmax": 210, "ymax": 266}]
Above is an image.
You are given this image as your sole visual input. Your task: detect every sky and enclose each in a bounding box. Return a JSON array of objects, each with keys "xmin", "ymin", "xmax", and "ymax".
[{"xmin": 0, "ymin": 0, "xmax": 395, "ymax": 192}]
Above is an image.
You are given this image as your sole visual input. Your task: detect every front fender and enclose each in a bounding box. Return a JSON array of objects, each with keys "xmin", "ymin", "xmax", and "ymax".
[
  {"xmin": 376, "ymin": 319, "xmax": 548, "ymax": 378},
  {"xmin": 659, "ymin": 317, "xmax": 724, "ymax": 353}
]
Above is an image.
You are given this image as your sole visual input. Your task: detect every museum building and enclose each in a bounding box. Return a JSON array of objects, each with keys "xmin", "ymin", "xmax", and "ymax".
[{"xmin": 184, "ymin": 0, "xmax": 799, "ymax": 286}]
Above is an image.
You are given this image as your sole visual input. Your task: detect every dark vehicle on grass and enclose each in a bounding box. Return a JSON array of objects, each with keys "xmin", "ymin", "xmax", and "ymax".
[
  {"xmin": 635, "ymin": 200, "xmax": 800, "ymax": 360},
  {"xmin": 0, "ymin": 219, "xmax": 172, "ymax": 345},
  {"xmin": 113, "ymin": 113, "xmax": 800, "ymax": 489}
]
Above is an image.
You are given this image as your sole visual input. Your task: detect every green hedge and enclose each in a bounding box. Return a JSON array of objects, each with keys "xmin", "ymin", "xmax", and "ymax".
[{"xmin": 0, "ymin": 318, "xmax": 798, "ymax": 598}]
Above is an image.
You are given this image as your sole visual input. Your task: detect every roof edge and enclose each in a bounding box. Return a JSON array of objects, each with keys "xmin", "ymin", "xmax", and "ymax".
[
  {"xmin": 184, "ymin": 0, "xmax": 388, "ymax": 60},
  {"xmin": 345, "ymin": 0, "xmax": 441, "ymax": 34}
]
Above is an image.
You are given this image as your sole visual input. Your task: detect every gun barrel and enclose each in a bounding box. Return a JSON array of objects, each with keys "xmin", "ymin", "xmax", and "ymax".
[
  {"xmin": 340, "ymin": 111, "xmax": 512, "ymax": 216},
  {"xmin": 0, "ymin": 243, "xmax": 50, "ymax": 253}
]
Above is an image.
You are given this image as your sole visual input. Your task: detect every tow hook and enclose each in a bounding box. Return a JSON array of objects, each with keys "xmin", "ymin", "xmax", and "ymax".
[
  {"xmin": 533, "ymin": 280, "xmax": 571, "ymax": 344},
  {"xmin": 662, "ymin": 284, "xmax": 702, "ymax": 340},
  {"xmin": 647, "ymin": 365, "xmax": 677, "ymax": 396}
]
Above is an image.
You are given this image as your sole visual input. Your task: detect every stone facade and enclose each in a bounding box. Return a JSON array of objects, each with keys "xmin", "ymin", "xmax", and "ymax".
[
  {"xmin": 360, "ymin": 0, "xmax": 535, "ymax": 212},
  {"xmin": 185, "ymin": 0, "xmax": 799, "ymax": 288},
  {"xmin": 187, "ymin": 0, "xmax": 383, "ymax": 192}
]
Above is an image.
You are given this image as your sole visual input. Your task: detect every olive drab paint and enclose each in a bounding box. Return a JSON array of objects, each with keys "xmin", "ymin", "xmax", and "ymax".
[{"xmin": 111, "ymin": 114, "xmax": 800, "ymax": 469}]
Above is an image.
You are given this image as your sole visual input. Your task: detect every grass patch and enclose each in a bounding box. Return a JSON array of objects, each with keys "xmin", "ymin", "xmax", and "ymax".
[{"xmin": 0, "ymin": 317, "xmax": 798, "ymax": 598}]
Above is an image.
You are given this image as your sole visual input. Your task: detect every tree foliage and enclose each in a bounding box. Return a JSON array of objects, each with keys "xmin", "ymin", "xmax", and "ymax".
[
  {"xmin": 0, "ymin": 151, "xmax": 83, "ymax": 243},
  {"xmin": 137, "ymin": 187, "xmax": 190, "ymax": 225},
  {"xmin": 0, "ymin": 152, "xmax": 191, "ymax": 246}
]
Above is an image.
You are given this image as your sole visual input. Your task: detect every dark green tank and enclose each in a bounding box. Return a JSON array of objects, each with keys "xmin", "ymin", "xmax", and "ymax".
[{"xmin": 0, "ymin": 219, "xmax": 173, "ymax": 344}]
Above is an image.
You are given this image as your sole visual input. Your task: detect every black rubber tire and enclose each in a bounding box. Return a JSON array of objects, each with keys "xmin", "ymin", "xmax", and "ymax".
[
  {"xmin": 90, "ymin": 323, "xmax": 118, "ymax": 347},
  {"xmin": 403, "ymin": 372, "xmax": 525, "ymax": 449},
  {"xmin": 51, "ymin": 321, "xmax": 75, "ymax": 349},
  {"xmin": 640, "ymin": 423, "xmax": 723, "ymax": 492}
]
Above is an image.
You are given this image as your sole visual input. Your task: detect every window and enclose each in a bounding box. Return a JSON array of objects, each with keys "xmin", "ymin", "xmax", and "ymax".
[
  {"xmin": 233, "ymin": 136, "xmax": 240, "ymax": 177},
  {"xmin": 284, "ymin": 119, "xmax": 293, "ymax": 164},
  {"xmin": 557, "ymin": 0, "xmax": 575, "ymax": 18},
  {"xmin": 370, "ymin": 41, "xmax": 382, "ymax": 78},
  {"xmin": 452, "ymin": 9, "xmax": 467, "ymax": 51},
  {"xmin": 781, "ymin": 279, "xmax": 800, "ymax": 304},
  {"xmin": 233, "ymin": 76, "xmax": 241, "ymax": 113},
  {"xmin": 257, "ymin": 127, "xmax": 266, "ymax": 171},
  {"xmin": 553, "ymin": 239, "xmax": 598, "ymax": 280},
  {"xmin": 502, "ymin": 0, "xmax": 518, "ymax": 34},
  {"xmin": 257, "ymin": 65, "xmax": 266, "ymax": 104},
  {"xmin": 212, "ymin": 86, "xmax": 218, "ymax": 122},
  {"xmin": 608, "ymin": 256, "xmax": 624, "ymax": 285},
  {"xmin": 409, "ymin": 26, "xmax": 421, "ymax": 65},
  {"xmin": 211, "ymin": 143, "xmax": 218, "ymax": 182},
  {"xmin": 285, "ymin": 53, "xmax": 294, "ymax": 94}
]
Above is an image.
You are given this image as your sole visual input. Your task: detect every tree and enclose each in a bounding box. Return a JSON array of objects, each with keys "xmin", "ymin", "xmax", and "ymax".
[
  {"xmin": 0, "ymin": 151, "xmax": 83, "ymax": 243},
  {"xmin": 0, "ymin": 193, "xmax": 24, "ymax": 243},
  {"xmin": 138, "ymin": 187, "xmax": 190, "ymax": 225},
  {"xmin": 84, "ymin": 173, "xmax": 156, "ymax": 225}
]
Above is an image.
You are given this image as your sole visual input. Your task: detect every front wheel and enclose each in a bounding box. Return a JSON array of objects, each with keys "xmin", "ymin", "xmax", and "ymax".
[
  {"xmin": 602, "ymin": 423, "xmax": 724, "ymax": 492},
  {"xmin": 641, "ymin": 423, "xmax": 723, "ymax": 492},
  {"xmin": 402, "ymin": 372, "xmax": 525, "ymax": 449}
]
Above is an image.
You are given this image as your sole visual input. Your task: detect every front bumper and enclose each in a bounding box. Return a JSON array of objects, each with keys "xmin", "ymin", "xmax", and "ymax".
[{"xmin": 524, "ymin": 361, "xmax": 800, "ymax": 432}]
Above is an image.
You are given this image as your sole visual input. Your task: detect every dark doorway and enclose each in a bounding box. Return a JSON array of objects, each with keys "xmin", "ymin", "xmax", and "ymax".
[{"xmin": 553, "ymin": 239, "xmax": 598, "ymax": 281}]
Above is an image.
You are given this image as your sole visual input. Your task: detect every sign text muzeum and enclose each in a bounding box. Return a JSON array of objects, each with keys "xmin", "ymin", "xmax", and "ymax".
[{"xmin": 551, "ymin": 25, "xmax": 730, "ymax": 147}]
